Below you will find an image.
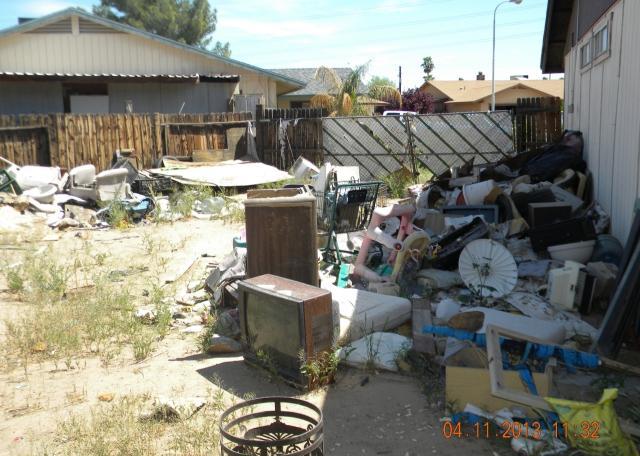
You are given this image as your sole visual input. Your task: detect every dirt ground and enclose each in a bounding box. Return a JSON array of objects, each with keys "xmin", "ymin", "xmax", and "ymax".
[{"xmin": 0, "ymin": 217, "xmax": 508, "ymax": 456}]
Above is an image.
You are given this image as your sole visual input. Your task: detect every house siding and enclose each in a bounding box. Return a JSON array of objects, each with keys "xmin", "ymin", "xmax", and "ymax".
[
  {"xmin": 0, "ymin": 16, "xmax": 284, "ymax": 111},
  {"xmin": 0, "ymin": 81, "xmax": 63, "ymax": 113},
  {"xmin": 563, "ymin": 0, "xmax": 640, "ymax": 243}
]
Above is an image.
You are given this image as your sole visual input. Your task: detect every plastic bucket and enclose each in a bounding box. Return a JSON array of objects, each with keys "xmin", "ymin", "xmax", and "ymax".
[{"xmin": 462, "ymin": 180, "xmax": 496, "ymax": 205}]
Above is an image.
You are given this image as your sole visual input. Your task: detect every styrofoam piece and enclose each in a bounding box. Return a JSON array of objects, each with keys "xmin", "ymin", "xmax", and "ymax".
[
  {"xmin": 463, "ymin": 307, "xmax": 566, "ymax": 344},
  {"xmin": 547, "ymin": 240, "xmax": 595, "ymax": 264},
  {"xmin": 323, "ymin": 283, "xmax": 411, "ymax": 342},
  {"xmin": 458, "ymin": 239, "xmax": 517, "ymax": 298},
  {"xmin": 14, "ymin": 165, "xmax": 62, "ymax": 190},
  {"xmin": 22, "ymin": 184, "xmax": 57, "ymax": 204},
  {"xmin": 462, "ymin": 179, "xmax": 496, "ymax": 205},
  {"xmin": 435, "ymin": 298, "xmax": 461, "ymax": 322},
  {"xmin": 339, "ymin": 332, "xmax": 411, "ymax": 372}
]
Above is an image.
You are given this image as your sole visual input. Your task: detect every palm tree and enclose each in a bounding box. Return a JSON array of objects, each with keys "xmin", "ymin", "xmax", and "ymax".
[{"xmin": 309, "ymin": 64, "xmax": 400, "ymax": 116}]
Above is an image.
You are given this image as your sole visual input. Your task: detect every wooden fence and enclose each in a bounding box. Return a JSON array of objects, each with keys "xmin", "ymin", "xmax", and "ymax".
[
  {"xmin": 255, "ymin": 105, "xmax": 325, "ymax": 170},
  {"xmin": 514, "ymin": 97, "xmax": 563, "ymax": 152},
  {"xmin": 0, "ymin": 112, "xmax": 252, "ymax": 171}
]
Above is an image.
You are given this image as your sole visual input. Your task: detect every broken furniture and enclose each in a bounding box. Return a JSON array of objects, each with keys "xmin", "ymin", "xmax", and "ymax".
[
  {"xmin": 238, "ymin": 274, "xmax": 333, "ymax": 388},
  {"xmin": 219, "ymin": 397, "xmax": 324, "ymax": 455},
  {"xmin": 244, "ymin": 193, "xmax": 318, "ymax": 286},
  {"xmin": 353, "ymin": 203, "xmax": 416, "ymax": 282},
  {"xmin": 445, "ymin": 346, "xmax": 553, "ymax": 416},
  {"xmin": 315, "ymin": 179, "xmax": 380, "ymax": 265}
]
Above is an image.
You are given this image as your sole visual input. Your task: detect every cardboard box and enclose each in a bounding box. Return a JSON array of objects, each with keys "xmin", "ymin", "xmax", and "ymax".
[{"xmin": 445, "ymin": 347, "xmax": 553, "ymax": 415}]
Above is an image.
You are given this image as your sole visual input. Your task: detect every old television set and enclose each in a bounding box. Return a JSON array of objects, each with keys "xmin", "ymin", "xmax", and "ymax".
[{"xmin": 238, "ymin": 274, "xmax": 333, "ymax": 387}]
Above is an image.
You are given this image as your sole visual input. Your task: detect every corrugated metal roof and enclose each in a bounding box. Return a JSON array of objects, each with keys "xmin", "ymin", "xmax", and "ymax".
[
  {"xmin": 270, "ymin": 67, "xmax": 368, "ymax": 97},
  {"xmin": 0, "ymin": 8, "xmax": 305, "ymax": 88},
  {"xmin": 0, "ymin": 71, "xmax": 239, "ymax": 83},
  {"xmin": 422, "ymin": 79, "xmax": 564, "ymax": 103}
]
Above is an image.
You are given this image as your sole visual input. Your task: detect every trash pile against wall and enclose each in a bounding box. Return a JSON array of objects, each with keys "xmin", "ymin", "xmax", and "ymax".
[
  {"xmin": 0, "ymin": 147, "xmax": 289, "ymax": 231},
  {"xmin": 203, "ymin": 134, "xmax": 639, "ymax": 454}
]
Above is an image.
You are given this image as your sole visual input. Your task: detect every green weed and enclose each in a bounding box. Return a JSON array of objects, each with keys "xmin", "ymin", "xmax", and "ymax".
[{"xmin": 299, "ymin": 348, "xmax": 340, "ymax": 390}]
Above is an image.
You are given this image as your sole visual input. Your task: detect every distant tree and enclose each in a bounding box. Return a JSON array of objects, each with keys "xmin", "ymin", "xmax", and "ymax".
[
  {"xmin": 402, "ymin": 88, "xmax": 434, "ymax": 114},
  {"xmin": 369, "ymin": 75, "xmax": 395, "ymax": 88},
  {"xmin": 309, "ymin": 64, "xmax": 401, "ymax": 116},
  {"xmin": 212, "ymin": 41, "xmax": 231, "ymax": 58},
  {"xmin": 93, "ymin": 0, "xmax": 230, "ymax": 53},
  {"xmin": 421, "ymin": 56, "xmax": 435, "ymax": 81}
]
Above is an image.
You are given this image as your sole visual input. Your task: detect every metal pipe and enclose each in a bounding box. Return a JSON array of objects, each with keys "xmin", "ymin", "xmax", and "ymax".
[{"xmin": 492, "ymin": 0, "xmax": 523, "ymax": 111}]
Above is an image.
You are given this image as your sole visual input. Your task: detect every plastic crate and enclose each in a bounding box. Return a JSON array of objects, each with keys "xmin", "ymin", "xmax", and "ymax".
[{"xmin": 132, "ymin": 176, "xmax": 174, "ymax": 196}]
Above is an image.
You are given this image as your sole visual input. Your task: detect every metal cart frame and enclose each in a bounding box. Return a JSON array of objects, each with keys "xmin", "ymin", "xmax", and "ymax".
[{"xmin": 315, "ymin": 179, "xmax": 381, "ymax": 265}]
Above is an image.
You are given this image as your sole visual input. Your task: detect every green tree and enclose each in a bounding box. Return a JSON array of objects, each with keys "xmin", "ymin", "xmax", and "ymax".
[
  {"xmin": 369, "ymin": 75, "xmax": 395, "ymax": 89},
  {"xmin": 93, "ymin": 0, "xmax": 230, "ymax": 53},
  {"xmin": 212, "ymin": 41, "xmax": 231, "ymax": 58},
  {"xmin": 421, "ymin": 56, "xmax": 435, "ymax": 81}
]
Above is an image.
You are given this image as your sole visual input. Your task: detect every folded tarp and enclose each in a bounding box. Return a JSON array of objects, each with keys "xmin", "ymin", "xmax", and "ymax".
[{"xmin": 149, "ymin": 159, "xmax": 292, "ymax": 187}]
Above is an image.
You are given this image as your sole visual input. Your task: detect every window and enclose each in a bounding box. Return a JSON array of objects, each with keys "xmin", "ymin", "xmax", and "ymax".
[
  {"xmin": 580, "ymin": 41, "xmax": 592, "ymax": 68},
  {"xmin": 593, "ymin": 25, "xmax": 609, "ymax": 58}
]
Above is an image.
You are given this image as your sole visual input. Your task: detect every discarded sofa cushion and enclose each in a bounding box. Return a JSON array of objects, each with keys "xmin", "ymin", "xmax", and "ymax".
[{"xmin": 323, "ymin": 283, "xmax": 411, "ymax": 343}]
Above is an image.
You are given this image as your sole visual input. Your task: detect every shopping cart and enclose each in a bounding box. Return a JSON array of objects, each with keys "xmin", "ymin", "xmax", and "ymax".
[{"xmin": 315, "ymin": 179, "xmax": 381, "ymax": 265}]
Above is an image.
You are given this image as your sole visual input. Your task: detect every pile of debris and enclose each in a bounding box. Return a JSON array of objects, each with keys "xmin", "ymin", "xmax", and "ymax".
[
  {"xmin": 194, "ymin": 132, "xmax": 639, "ymax": 455},
  {"xmin": 0, "ymin": 150, "xmax": 266, "ymax": 231},
  {"xmin": 0, "ymin": 152, "xmax": 166, "ymax": 230}
]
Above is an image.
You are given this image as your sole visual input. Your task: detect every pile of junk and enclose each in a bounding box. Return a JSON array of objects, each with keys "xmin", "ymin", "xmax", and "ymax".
[
  {"xmin": 0, "ymin": 150, "xmax": 171, "ymax": 230},
  {"xmin": 203, "ymin": 130, "xmax": 640, "ymax": 455}
]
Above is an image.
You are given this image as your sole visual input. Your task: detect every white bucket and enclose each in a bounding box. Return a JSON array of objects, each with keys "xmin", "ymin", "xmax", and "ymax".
[{"xmin": 462, "ymin": 179, "xmax": 496, "ymax": 205}]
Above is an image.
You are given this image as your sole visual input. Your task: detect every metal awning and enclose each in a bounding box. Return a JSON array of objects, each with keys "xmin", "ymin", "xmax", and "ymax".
[{"xmin": 0, "ymin": 71, "xmax": 240, "ymax": 83}]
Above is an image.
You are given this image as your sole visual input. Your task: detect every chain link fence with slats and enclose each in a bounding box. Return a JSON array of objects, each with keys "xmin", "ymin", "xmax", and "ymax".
[{"xmin": 322, "ymin": 111, "xmax": 514, "ymax": 181}]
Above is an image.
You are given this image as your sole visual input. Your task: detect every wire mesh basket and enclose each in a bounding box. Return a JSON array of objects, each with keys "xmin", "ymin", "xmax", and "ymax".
[{"xmin": 314, "ymin": 180, "xmax": 381, "ymax": 264}]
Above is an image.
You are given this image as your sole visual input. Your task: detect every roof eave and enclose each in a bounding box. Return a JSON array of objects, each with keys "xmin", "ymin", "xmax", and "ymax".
[{"xmin": 0, "ymin": 7, "xmax": 306, "ymax": 88}]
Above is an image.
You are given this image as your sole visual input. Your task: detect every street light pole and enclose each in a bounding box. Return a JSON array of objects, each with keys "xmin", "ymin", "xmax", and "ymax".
[{"xmin": 492, "ymin": 0, "xmax": 523, "ymax": 111}]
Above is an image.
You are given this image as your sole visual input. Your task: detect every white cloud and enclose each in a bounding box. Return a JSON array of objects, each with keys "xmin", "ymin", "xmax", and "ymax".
[{"xmin": 22, "ymin": 0, "xmax": 75, "ymax": 16}]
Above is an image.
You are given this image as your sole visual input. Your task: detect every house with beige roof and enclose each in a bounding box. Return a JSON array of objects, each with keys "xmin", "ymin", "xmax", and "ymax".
[{"xmin": 420, "ymin": 73, "xmax": 564, "ymax": 113}]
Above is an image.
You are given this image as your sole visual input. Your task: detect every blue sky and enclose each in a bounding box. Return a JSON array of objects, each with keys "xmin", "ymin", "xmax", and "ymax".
[{"xmin": 0, "ymin": 0, "xmax": 555, "ymax": 87}]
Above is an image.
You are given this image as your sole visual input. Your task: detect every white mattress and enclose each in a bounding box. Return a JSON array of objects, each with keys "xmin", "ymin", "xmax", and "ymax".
[{"xmin": 322, "ymin": 283, "xmax": 412, "ymax": 343}]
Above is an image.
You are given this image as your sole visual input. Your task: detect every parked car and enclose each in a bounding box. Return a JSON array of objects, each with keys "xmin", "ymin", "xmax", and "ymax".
[{"xmin": 382, "ymin": 110, "xmax": 417, "ymax": 116}]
